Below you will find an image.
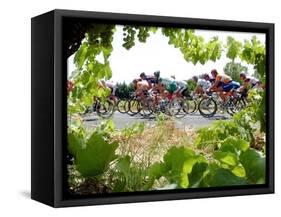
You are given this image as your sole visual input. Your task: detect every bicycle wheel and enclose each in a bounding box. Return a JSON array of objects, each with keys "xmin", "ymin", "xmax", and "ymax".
[
  {"xmin": 128, "ymin": 99, "xmax": 141, "ymax": 115},
  {"xmin": 227, "ymin": 98, "xmax": 246, "ymax": 115},
  {"xmin": 184, "ymin": 98, "xmax": 197, "ymax": 114},
  {"xmin": 168, "ymin": 98, "xmax": 187, "ymax": 118},
  {"xmin": 96, "ymin": 100, "xmax": 115, "ymax": 118},
  {"xmin": 117, "ymin": 99, "xmax": 129, "ymax": 114},
  {"xmin": 226, "ymin": 100, "xmax": 236, "ymax": 116},
  {"xmin": 139, "ymin": 100, "xmax": 153, "ymax": 118},
  {"xmin": 235, "ymin": 98, "xmax": 247, "ymax": 111},
  {"xmin": 198, "ymin": 98, "xmax": 217, "ymax": 117}
]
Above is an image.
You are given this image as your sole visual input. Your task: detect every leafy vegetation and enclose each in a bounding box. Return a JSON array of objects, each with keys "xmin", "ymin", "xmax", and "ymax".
[
  {"xmin": 224, "ymin": 62, "xmax": 248, "ymax": 82},
  {"xmin": 226, "ymin": 36, "xmax": 243, "ymax": 61},
  {"xmin": 67, "ymin": 107, "xmax": 266, "ymax": 194},
  {"xmin": 162, "ymin": 28, "xmax": 222, "ymax": 64},
  {"xmin": 67, "ymin": 24, "xmax": 267, "ymax": 195},
  {"xmin": 115, "ymin": 82, "xmax": 135, "ymax": 99},
  {"xmin": 186, "ymin": 79, "xmax": 197, "ymax": 92}
]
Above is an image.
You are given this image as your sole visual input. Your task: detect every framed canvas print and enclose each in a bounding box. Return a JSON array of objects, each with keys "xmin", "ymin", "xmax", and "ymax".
[{"xmin": 31, "ymin": 9, "xmax": 274, "ymax": 207}]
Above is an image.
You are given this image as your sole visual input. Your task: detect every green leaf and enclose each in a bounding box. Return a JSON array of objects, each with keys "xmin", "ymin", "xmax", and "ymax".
[
  {"xmin": 161, "ymin": 146, "xmax": 198, "ymax": 188},
  {"xmin": 67, "ymin": 131, "xmax": 84, "ymax": 156},
  {"xmin": 150, "ymin": 27, "xmax": 158, "ymax": 33},
  {"xmin": 148, "ymin": 162, "xmax": 164, "ymax": 180},
  {"xmin": 145, "ymin": 162, "xmax": 164, "ymax": 190},
  {"xmin": 74, "ymin": 42, "xmax": 88, "ymax": 69},
  {"xmin": 232, "ymin": 165, "xmax": 246, "ymax": 177},
  {"xmin": 87, "ymin": 62, "xmax": 95, "ymax": 73},
  {"xmin": 219, "ymin": 137, "xmax": 250, "ymax": 154},
  {"xmin": 104, "ymin": 63, "xmax": 112, "ymax": 80},
  {"xmin": 80, "ymin": 71, "xmax": 90, "ymax": 84},
  {"xmin": 195, "ymin": 127, "xmax": 217, "ymax": 149},
  {"xmin": 226, "ymin": 36, "xmax": 242, "ymax": 61},
  {"xmin": 115, "ymin": 156, "xmax": 131, "ymax": 177},
  {"xmin": 188, "ymin": 162, "xmax": 208, "ymax": 188},
  {"xmin": 204, "ymin": 167, "xmax": 249, "ymax": 187},
  {"xmin": 240, "ymin": 149, "xmax": 266, "ymax": 184},
  {"xmin": 76, "ymin": 132, "xmax": 118, "ymax": 177},
  {"xmin": 102, "ymin": 46, "xmax": 113, "ymax": 60},
  {"xmin": 83, "ymin": 94, "xmax": 93, "ymax": 106},
  {"xmin": 181, "ymin": 158, "xmax": 197, "ymax": 188},
  {"xmin": 214, "ymin": 151, "xmax": 238, "ymax": 167}
]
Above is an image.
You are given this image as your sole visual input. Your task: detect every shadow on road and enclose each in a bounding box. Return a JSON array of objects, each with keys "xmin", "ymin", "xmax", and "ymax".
[
  {"xmin": 84, "ymin": 118, "xmax": 99, "ymax": 121},
  {"xmin": 208, "ymin": 115, "xmax": 229, "ymax": 120}
]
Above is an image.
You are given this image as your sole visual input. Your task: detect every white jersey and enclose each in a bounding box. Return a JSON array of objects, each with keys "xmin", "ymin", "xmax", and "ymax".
[
  {"xmin": 105, "ymin": 81, "xmax": 116, "ymax": 88},
  {"xmin": 177, "ymin": 81, "xmax": 187, "ymax": 89},
  {"xmin": 198, "ymin": 79, "xmax": 211, "ymax": 91},
  {"xmin": 246, "ymin": 76, "xmax": 259, "ymax": 86},
  {"xmin": 105, "ymin": 81, "xmax": 117, "ymax": 95}
]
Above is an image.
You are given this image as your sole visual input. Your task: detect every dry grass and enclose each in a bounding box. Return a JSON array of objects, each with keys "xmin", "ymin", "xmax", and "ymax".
[{"xmin": 113, "ymin": 120, "xmax": 197, "ymax": 166}]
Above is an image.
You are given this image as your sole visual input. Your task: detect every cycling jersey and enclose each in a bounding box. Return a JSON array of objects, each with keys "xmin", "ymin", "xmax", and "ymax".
[
  {"xmin": 216, "ymin": 74, "xmax": 232, "ymax": 84},
  {"xmin": 105, "ymin": 81, "xmax": 117, "ymax": 95},
  {"xmin": 160, "ymin": 78, "xmax": 177, "ymax": 93},
  {"xmin": 176, "ymin": 81, "xmax": 189, "ymax": 96},
  {"xmin": 177, "ymin": 81, "xmax": 187, "ymax": 89},
  {"xmin": 245, "ymin": 76, "xmax": 260, "ymax": 87},
  {"xmin": 197, "ymin": 79, "xmax": 211, "ymax": 91}
]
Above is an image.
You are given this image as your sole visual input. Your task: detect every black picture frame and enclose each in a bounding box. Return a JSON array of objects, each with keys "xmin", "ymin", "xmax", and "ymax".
[{"xmin": 31, "ymin": 9, "xmax": 274, "ymax": 207}]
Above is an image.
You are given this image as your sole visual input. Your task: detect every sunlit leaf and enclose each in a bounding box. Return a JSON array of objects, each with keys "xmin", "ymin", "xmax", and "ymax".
[{"xmin": 240, "ymin": 149, "xmax": 266, "ymax": 184}]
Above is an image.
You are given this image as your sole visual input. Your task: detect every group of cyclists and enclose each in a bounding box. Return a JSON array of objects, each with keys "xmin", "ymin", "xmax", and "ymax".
[
  {"xmin": 129, "ymin": 69, "xmax": 262, "ymax": 105},
  {"xmin": 106, "ymin": 69, "xmax": 261, "ymax": 118},
  {"xmin": 192, "ymin": 69, "xmax": 262, "ymax": 103},
  {"xmin": 71, "ymin": 68, "xmax": 263, "ymax": 118},
  {"xmin": 132, "ymin": 71, "xmax": 190, "ymax": 102}
]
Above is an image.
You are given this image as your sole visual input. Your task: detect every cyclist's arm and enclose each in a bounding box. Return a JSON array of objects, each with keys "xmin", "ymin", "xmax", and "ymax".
[{"xmin": 210, "ymin": 79, "xmax": 220, "ymax": 90}]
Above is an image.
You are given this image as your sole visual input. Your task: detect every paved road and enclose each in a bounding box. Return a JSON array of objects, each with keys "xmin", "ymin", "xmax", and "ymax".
[{"xmin": 83, "ymin": 111, "xmax": 231, "ymax": 129}]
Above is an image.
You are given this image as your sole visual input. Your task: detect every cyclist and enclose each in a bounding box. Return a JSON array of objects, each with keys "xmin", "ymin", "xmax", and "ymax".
[
  {"xmin": 153, "ymin": 71, "xmax": 161, "ymax": 84},
  {"xmin": 239, "ymin": 73, "xmax": 262, "ymax": 90},
  {"xmin": 210, "ymin": 69, "xmax": 240, "ymax": 102},
  {"xmin": 132, "ymin": 76, "xmax": 150, "ymax": 100},
  {"xmin": 96, "ymin": 80, "xmax": 118, "ymax": 103},
  {"xmin": 169, "ymin": 75, "xmax": 188, "ymax": 97},
  {"xmin": 151, "ymin": 71, "xmax": 165, "ymax": 94},
  {"xmin": 107, "ymin": 80, "xmax": 118, "ymax": 102},
  {"xmin": 202, "ymin": 73, "xmax": 215, "ymax": 85},
  {"xmin": 176, "ymin": 79, "xmax": 190, "ymax": 97},
  {"xmin": 158, "ymin": 76, "xmax": 178, "ymax": 100},
  {"xmin": 105, "ymin": 80, "xmax": 117, "ymax": 95},
  {"xmin": 140, "ymin": 72, "xmax": 157, "ymax": 88},
  {"xmin": 192, "ymin": 75, "xmax": 211, "ymax": 95}
]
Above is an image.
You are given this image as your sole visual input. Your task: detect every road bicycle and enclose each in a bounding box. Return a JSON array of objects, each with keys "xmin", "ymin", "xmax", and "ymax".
[
  {"xmin": 141, "ymin": 90, "xmax": 188, "ymax": 118},
  {"xmin": 198, "ymin": 90, "xmax": 246, "ymax": 118},
  {"xmin": 183, "ymin": 93, "xmax": 200, "ymax": 114},
  {"xmin": 83, "ymin": 96, "xmax": 116, "ymax": 118}
]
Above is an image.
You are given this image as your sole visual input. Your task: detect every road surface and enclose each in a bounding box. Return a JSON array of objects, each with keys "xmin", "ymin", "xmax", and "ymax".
[{"xmin": 82, "ymin": 111, "xmax": 231, "ymax": 129}]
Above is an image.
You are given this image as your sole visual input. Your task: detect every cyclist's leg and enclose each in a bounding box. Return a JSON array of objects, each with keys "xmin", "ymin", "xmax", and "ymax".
[
  {"xmin": 195, "ymin": 86, "xmax": 204, "ymax": 95},
  {"xmin": 212, "ymin": 86, "xmax": 226, "ymax": 102},
  {"xmin": 221, "ymin": 82, "xmax": 236, "ymax": 102}
]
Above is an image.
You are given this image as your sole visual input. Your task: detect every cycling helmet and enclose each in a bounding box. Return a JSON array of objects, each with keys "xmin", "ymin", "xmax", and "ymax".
[
  {"xmin": 154, "ymin": 70, "xmax": 160, "ymax": 78},
  {"xmin": 240, "ymin": 72, "xmax": 246, "ymax": 78},
  {"xmin": 140, "ymin": 72, "xmax": 146, "ymax": 78}
]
